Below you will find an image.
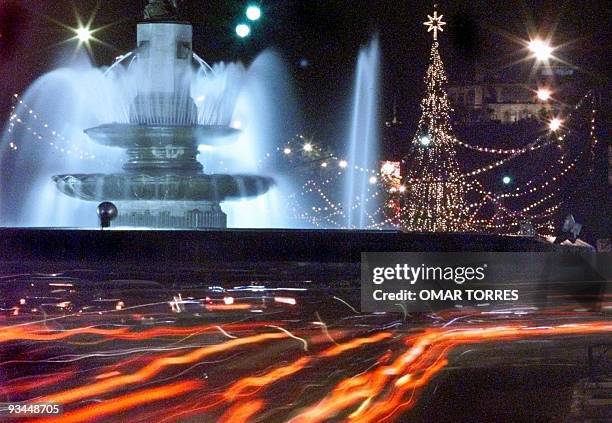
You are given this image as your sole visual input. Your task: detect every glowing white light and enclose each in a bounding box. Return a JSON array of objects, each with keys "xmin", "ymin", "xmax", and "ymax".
[
  {"xmin": 76, "ymin": 26, "xmax": 92, "ymax": 43},
  {"xmin": 231, "ymin": 119, "xmax": 242, "ymax": 129},
  {"xmin": 549, "ymin": 118, "xmax": 562, "ymax": 131},
  {"xmin": 235, "ymin": 24, "xmax": 251, "ymax": 38},
  {"xmin": 423, "ymin": 8, "xmax": 446, "ymax": 41},
  {"xmin": 419, "ymin": 135, "xmax": 431, "ymax": 146},
  {"xmin": 283, "ymin": 147, "xmax": 292, "ymax": 155},
  {"xmin": 223, "ymin": 296, "xmax": 234, "ymax": 305},
  {"xmin": 381, "ymin": 162, "xmax": 395, "ymax": 174},
  {"xmin": 274, "ymin": 297, "xmax": 296, "ymax": 305},
  {"xmin": 528, "ymin": 39, "xmax": 553, "ymax": 61},
  {"xmin": 369, "ymin": 176, "xmax": 377, "ymax": 184},
  {"xmin": 321, "ymin": 162, "xmax": 328, "ymax": 168},
  {"xmin": 246, "ymin": 5, "xmax": 262, "ymax": 21},
  {"xmin": 303, "ymin": 143, "xmax": 313, "ymax": 152},
  {"xmin": 502, "ymin": 176, "xmax": 512, "ymax": 185},
  {"xmin": 338, "ymin": 160, "xmax": 348, "ymax": 168},
  {"xmin": 536, "ymin": 88, "xmax": 551, "ymax": 101},
  {"xmin": 398, "ymin": 185, "xmax": 406, "ymax": 193}
]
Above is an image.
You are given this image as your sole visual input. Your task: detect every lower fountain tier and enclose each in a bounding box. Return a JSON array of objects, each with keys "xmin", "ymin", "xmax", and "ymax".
[{"xmin": 52, "ymin": 173, "xmax": 274, "ymax": 202}]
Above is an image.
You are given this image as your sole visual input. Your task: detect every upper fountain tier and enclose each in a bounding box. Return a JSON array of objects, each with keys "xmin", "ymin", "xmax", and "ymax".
[
  {"xmin": 85, "ymin": 124, "xmax": 239, "ymax": 148},
  {"xmin": 81, "ymin": 20, "xmax": 242, "ymax": 174},
  {"xmin": 132, "ymin": 21, "xmax": 194, "ymax": 125}
]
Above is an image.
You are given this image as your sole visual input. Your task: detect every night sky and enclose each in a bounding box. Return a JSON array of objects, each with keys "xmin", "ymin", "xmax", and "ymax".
[{"xmin": 0, "ymin": 0, "xmax": 610, "ymax": 142}]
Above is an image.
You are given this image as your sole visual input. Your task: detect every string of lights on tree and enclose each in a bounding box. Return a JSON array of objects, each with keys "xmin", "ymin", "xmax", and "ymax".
[
  {"xmin": 397, "ymin": 26, "xmax": 474, "ymax": 231},
  {"xmin": 378, "ymin": 91, "xmax": 596, "ymax": 235}
]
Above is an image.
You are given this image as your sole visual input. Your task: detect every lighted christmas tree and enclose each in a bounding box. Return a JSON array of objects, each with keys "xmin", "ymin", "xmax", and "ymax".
[{"xmin": 400, "ymin": 7, "xmax": 473, "ymax": 232}]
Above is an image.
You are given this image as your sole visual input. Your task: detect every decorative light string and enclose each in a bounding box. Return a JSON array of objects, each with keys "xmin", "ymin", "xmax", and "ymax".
[
  {"xmin": 451, "ymin": 136, "xmax": 550, "ymax": 155},
  {"xmin": 5, "ymin": 93, "xmax": 102, "ymax": 162}
]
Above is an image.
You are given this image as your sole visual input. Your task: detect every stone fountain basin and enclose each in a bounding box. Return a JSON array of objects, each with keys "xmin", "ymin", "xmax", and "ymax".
[
  {"xmin": 52, "ymin": 173, "xmax": 274, "ymax": 202},
  {"xmin": 85, "ymin": 124, "xmax": 240, "ymax": 148}
]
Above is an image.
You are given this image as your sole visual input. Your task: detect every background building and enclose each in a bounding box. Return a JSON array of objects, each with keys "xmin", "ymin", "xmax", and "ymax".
[
  {"xmin": 447, "ymin": 65, "xmax": 578, "ymax": 124},
  {"xmin": 448, "ymin": 83, "xmax": 554, "ymax": 123}
]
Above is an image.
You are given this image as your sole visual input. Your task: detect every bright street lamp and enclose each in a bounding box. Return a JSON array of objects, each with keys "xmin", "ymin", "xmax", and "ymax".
[
  {"xmin": 235, "ymin": 24, "xmax": 251, "ymax": 38},
  {"xmin": 246, "ymin": 5, "xmax": 262, "ymax": 21},
  {"xmin": 549, "ymin": 118, "xmax": 562, "ymax": 131},
  {"xmin": 528, "ymin": 38, "xmax": 553, "ymax": 61},
  {"xmin": 536, "ymin": 88, "xmax": 551, "ymax": 101},
  {"xmin": 75, "ymin": 26, "xmax": 93, "ymax": 43}
]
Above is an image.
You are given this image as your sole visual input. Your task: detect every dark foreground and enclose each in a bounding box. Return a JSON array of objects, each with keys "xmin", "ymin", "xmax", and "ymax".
[
  {"xmin": 0, "ymin": 229, "xmax": 610, "ymax": 422},
  {"xmin": 0, "ymin": 228, "xmax": 566, "ymax": 264}
]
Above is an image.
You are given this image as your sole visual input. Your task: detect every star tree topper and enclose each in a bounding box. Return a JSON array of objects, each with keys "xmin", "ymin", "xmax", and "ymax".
[{"xmin": 423, "ymin": 6, "xmax": 446, "ymax": 40}]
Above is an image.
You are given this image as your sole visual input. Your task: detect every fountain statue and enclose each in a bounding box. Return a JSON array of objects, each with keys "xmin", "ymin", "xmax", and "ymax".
[
  {"xmin": 51, "ymin": 2, "xmax": 274, "ymax": 228},
  {"xmin": 144, "ymin": 0, "xmax": 182, "ymax": 20}
]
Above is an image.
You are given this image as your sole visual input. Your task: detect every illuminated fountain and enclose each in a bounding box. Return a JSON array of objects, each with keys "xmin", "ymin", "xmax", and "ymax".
[
  {"xmin": 344, "ymin": 38, "xmax": 381, "ymax": 229},
  {"xmin": 49, "ymin": 1, "xmax": 274, "ymax": 228}
]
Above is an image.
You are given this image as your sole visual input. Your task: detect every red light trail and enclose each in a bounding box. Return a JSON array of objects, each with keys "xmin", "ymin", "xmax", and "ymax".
[{"xmin": 2, "ymin": 314, "xmax": 609, "ymax": 422}]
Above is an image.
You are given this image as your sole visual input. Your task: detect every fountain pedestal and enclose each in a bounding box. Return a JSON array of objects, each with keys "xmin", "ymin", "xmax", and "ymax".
[
  {"xmin": 113, "ymin": 201, "xmax": 226, "ymax": 228},
  {"xmin": 51, "ymin": 16, "xmax": 273, "ymax": 228}
]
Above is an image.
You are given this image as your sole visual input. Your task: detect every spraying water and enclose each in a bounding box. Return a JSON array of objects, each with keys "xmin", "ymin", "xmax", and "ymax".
[
  {"xmin": 344, "ymin": 37, "xmax": 381, "ymax": 229},
  {"xmin": 0, "ymin": 44, "xmax": 292, "ymax": 228}
]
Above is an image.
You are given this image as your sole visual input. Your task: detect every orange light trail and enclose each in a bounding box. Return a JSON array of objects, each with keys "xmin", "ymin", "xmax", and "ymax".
[
  {"xmin": 204, "ymin": 304, "xmax": 252, "ymax": 311},
  {"xmin": 216, "ymin": 399, "xmax": 265, "ymax": 423},
  {"xmin": 224, "ymin": 357, "xmax": 311, "ymax": 399},
  {"xmin": 290, "ymin": 322, "xmax": 612, "ymax": 422},
  {"xmin": 147, "ymin": 332, "xmax": 396, "ymax": 422},
  {"xmin": 0, "ymin": 322, "xmax": 280, "ymax": 343},
  {"xmin": 34, "ymin": 380, "xmax": 201, "ymax": 423},
  {"xmin": 9, "ymin": 320, "xmax": 610, "ymax": 423},
  {"xmin": 38, "ymin": 331, "xmax": 288, "ymax": 404},
  {"xmin": 320, "ymin": 332, "xmax": 393, "ymax": 357},
  {"xmin": 94, "ymin": 371, "xmax": 122, "ymax": 380},
  {"xmin": 0, "ymin": 371, "xmax": 74, "ymax": 396}
]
